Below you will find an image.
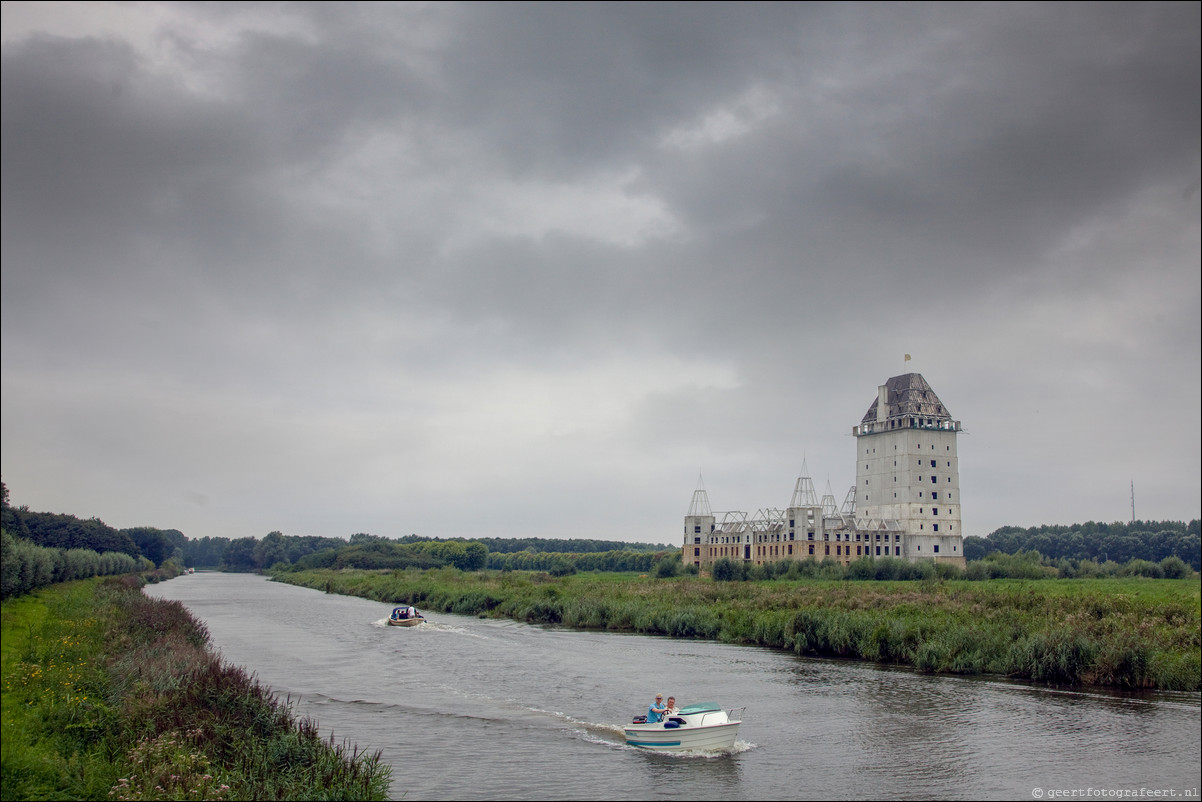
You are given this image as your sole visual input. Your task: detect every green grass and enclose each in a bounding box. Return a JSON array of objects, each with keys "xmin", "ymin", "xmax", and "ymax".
[
  {"xmin": 274, "ymin": 568, "xmax": 1201, "ymax": 691},
  {"xmin": 2, "ymin": 576, "xmax": 391, "ymax": 801}
]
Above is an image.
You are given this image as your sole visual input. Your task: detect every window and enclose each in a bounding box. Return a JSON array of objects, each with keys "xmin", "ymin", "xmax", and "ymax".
[
  {"xmin": 932, "ymin": 492, "xmax": 938, "ymax": 500},
  {"xmin": 934, "ymin": 545, "xmax": 940, "ymax": 553},
  {"xmin": 933, "ymin": 524, "xmax": 939, "ymax": 532},
  {"xmin": 933, "ymin": 508, "xmax": 938, "ymax": 515},
  {"xmin": 930, "ymin": 460, "xmax": 936, "ymax": 468},
  {"xmin": 931, "ymin": 476, "xmax": 937, "ymax": 484},
  {"xmin": 808, "ymin": 544, "xmax": 814, "ymax": 555},
  {"xmin": 825, "ymin": 545, "xmax": 830, "ymax": 555},
  {"xmin": 694, "ymin": 548, "xmax": 700, "ymax": 556},
  {"xmin": 694, "ymin": 525, "xmax": 701, "ymax": 533}
]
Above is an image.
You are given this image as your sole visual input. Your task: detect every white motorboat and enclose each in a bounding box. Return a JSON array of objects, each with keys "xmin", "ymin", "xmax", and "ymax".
[{"xmin": 624, "ymin": 702, "xmax": 743, "ymax": 752}]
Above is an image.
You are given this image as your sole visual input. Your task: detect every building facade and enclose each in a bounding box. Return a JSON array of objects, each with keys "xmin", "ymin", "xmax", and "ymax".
[{"xmin": 681, "ymin": 373, "xmax": 967, "ymax": 570}]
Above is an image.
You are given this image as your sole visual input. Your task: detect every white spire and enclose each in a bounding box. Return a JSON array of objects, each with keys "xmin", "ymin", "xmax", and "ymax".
[
  {"xmin": 789, "ymin": 458, "xmax": 819, "ymax": 507},
  {"xmin": 687, "ymin": 473, "xmax": 712, "ymax": 517},
  {"xmin": 821, "ymin": 481, "xmax": 838, "ymax": 516}
]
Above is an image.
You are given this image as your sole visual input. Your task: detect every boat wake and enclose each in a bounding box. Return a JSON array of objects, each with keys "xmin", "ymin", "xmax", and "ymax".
[{"xmin": 370, "ymin": 618, "xmax": 486, "ymax": 637}]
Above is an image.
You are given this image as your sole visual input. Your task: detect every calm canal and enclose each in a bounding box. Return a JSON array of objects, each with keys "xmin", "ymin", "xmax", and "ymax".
[{"xmin": 145, "ymin": 573, "xmax": 1201, "ymax": 801}]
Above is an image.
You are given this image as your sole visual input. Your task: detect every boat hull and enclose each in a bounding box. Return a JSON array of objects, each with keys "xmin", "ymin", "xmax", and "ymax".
[
  {"xmin": 387, "ymin": 617, "xmax": 423, "ymax": 627},
  {"xmin": 624, "ymin": 720, "xmax": 740, "ymax": 751}
]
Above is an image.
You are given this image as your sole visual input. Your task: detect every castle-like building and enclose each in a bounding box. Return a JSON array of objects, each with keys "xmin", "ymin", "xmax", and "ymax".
[{"xmin": 681, "ymin": 373, "xmax": 967, "ymax": 569}]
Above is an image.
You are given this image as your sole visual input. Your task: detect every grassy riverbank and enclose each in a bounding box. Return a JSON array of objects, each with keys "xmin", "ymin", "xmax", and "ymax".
[
  {"xmin": 1, "ymin": 575, "xmax": 391, "ymax": 801},
  {"xmin": 273, "ymin": 568, "xmax": 1201, "ymax": 691}
]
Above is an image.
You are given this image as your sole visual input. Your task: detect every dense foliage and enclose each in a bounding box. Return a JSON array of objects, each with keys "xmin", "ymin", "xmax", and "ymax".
[
  {"xmin": 966, "ymin": 520, "xmax": 1201, "ymax": 570},
  {"xmin": 1, "ymin": 529, "xmax": 149, "ymax": 600},
  {"xmin": 421, "ymin": 535, "xmax": 669, "ymax": 554}
]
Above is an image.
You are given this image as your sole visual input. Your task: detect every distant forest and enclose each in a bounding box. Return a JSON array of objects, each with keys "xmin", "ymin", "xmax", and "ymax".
[
  {"xmin": 3, "ymin": 479, "xmax": 1198, "ymax": 577},
  {"xmin": 0, "ymin": 481, "xmax": 672, "ymax": 576},
  {"xmin": 964, "ymin": 520, "xmax": 1200, "ymax": 570}
]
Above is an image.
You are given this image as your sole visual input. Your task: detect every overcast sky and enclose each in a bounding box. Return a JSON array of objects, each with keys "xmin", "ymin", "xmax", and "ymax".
[{"xmin": 2, "ymin": 2, "xmax": 1198, "ymax": 546}]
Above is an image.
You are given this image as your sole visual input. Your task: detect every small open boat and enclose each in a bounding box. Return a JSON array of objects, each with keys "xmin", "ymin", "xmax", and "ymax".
[
  {"xmin": 624, "ymin": 702, "xmax": 743, "ymax": 752},
  {"xmin": 387, "ymin": 606, "xmax": 426, "ymax": 627}
]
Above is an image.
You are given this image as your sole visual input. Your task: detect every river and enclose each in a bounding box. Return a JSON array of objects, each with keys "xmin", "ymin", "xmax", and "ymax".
[{"xmin": 144, "ymin": 573, "xmax": 1201, "ymax": 801}]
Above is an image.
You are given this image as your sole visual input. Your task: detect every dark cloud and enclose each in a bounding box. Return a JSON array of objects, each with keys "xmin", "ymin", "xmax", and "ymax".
[{"xmin": 2, "ymin": 2, "xmax": 1198, "ymax": 542}]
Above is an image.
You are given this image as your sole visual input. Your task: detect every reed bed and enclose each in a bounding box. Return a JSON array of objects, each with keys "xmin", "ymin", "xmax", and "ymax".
[
  {"xmin": 275, "ymin": 568, "xmax": 1201, "ymax": 691},
  {"xmin": 1, "ymin": 576, "xmax": 391, "ymax": 801}
]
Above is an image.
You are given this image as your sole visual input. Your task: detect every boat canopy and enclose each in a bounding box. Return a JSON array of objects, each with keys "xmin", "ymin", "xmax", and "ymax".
[{"xmin": 677, "ymin": 702, "xmax": 721, "ymax": 715}]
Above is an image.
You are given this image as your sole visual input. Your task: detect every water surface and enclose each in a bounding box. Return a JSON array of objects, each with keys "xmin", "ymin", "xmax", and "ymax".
[{"xmin": 145, "ymin": 573, "xmax": 1201, "ymax": 800}]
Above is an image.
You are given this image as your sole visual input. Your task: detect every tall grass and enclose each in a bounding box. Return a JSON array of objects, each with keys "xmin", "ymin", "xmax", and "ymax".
[
  {"xmin": 273, "ymin": 568, "xmax": 1201, "ymax": 691},
  {"xmin": 1, "ymin": 576, "xmax": 391, "ymax": 801}
]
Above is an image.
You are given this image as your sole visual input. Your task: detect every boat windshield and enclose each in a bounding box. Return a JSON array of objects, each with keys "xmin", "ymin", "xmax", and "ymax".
[{"xmin": 677, "ymin": 702, "xmax": 721, "ymax": 715}]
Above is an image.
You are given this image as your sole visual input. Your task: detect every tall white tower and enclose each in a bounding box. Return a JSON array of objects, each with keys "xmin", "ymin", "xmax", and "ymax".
[{"xmin": 852, "ymin": 373, "xmax": 965, "ymax": 564}]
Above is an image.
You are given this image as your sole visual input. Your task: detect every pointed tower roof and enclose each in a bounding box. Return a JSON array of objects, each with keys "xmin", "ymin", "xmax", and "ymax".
[
  {"xmin": 687, "ymin": 474, "xmax": 712, "ymax": 517},
  {"xmin": 821, "ymin": 481, "xmax": 838, "ymax": 516},
  {"xmin": 789, "ymin": 458, "xmax": 819, "ymax": 507},
  {"xmin": 861, "ymin": 372, "xmax": 953, "ymax": 424}
]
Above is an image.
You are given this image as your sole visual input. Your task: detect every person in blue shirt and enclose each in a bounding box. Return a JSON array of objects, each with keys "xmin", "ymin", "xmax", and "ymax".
[{"xmin": 648, "ymin": 693, "xmax": 668, "ymax": 723}]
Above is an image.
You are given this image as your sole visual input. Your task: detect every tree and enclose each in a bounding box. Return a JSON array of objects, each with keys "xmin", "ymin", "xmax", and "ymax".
[
  {"xmin": 462, "ymin": 542, "xmax": 488, "ymax": 571},
  {"xmin": 222, "ymin": 537, "xmax": 258, "ymax": 571},
  {"xmin": 254, "ymin": 531, "xmax": 289, "ymax": 569},
  {"xmin": 125, "ymin": 527, "xmax": 175, "ymax": 567}
]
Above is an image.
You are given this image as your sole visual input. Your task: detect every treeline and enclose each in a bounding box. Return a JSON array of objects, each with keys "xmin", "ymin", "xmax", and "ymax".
[
  {"xmin": 190, "ymin": 533, "xmax": 670, "ymax": 574},
  {"xmin": 3, "ymin": 483, "xmax": 188, "ymax": 569},
  {"xmin": 0, "ymin": 529, "xmax": 150, "ymax": 599},
  {"xmin": 278, "ymin": 535, "xmax": 490, "ymax": 573},
  {"xmin": 273, "ymin": 537, "xmax": 672, "ymax": 574},
  {"xmin": 966, "ymin": 520, "xmax": 1200, "ymax": 570},
  {"xmin": 415, "ymin": 535, "xmax": 668, "ymax": 554},
  {"xmin": 2, "ymin": 477, "xmax": 671, "ymax": 578},
  {"xmin": 485, "ymin": 549, "xmax": 670, "ymax": 574}
]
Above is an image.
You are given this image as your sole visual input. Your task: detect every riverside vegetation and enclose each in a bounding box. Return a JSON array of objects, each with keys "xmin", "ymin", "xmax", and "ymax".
[
  {"xmin": 272, "ymin": 566, "xmax": 1201, "ymax": 691},
  {"xmin": 1, "ymin": 573, "xmax": 391, "ymax": 801}
]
